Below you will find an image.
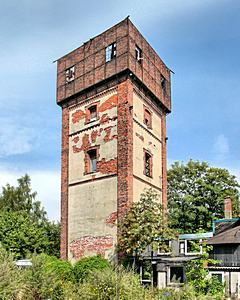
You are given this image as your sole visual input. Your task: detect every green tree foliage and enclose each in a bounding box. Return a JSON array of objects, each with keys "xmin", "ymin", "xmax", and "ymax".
[
  {"xmin": 0, "ymin": 175, "xmax": 46, "ymax": 224},
  {"xmin": 0, "ymin": 175, "xmax": 60, "ymax": 258},
  {"xmin": 0, "ymin": 212, "xmax": 49, "ymax": 259},
  {"xmin": 118, "ymin": 189, "xmax": 176, "ymax": 258},
  {"xmin": 73, "ymin": 255, "xmax": 111, "ymax": 283},
  {"xmin": 185, "ymin": 259, "xmax": 224, "ymax": 298},
  {"xmin": 168, "ymin": 160, "xmax": 240, "ymax": 233}
]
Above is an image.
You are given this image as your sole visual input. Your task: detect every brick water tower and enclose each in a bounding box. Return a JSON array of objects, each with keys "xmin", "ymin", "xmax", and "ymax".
[{"xmin": 56, "ymin": 17, "xmax": 171, "ymax": 261}]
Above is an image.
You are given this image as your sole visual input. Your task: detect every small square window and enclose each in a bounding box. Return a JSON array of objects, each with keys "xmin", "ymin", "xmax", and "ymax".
[
  {"xmin": 135, "ymin": 45, "xmax": 142, "ymax": 64},
  {"xmin": 65, "ymin": 66, "xmax": 75, "ymax": 83},
  {"xmin": 105, "ymin": 42, "xmax": 116, "ymax": 62},
  {"xmin": 144, "ymin": 151, "xmax": 152, "ymax": 177},
  {"xmin": 87, "ymin": 149, "xmax": 97, "ymax": 173},
  {"xmin": 211, "ymin": 273, "xmax": 224, "ymax": 283}
]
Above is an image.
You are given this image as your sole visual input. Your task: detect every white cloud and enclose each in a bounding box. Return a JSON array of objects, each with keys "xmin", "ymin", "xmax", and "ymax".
[
  {"xmin": 213, "ymin": 134, "xmax": 230, "ymax": 160},
  {"xmin": 0, "ymin": 168, "xmax": 60, "ymax": 221},
  {"xmin": 0, "ymin": 118, "xmax": 36, "ymax": 157}
]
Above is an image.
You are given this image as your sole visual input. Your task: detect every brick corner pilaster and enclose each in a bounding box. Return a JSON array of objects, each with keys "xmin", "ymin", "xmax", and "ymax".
[
  {"xmin": 60, "ymin": 106, "xmax": 69, "ymax": 260},
  {"xmin": 117, "ymin": 79, "xmax": 133, "ymax": 221},
  {"xmin": 161, "ymin": 113, "xmax": 167, "ymax": 211}
]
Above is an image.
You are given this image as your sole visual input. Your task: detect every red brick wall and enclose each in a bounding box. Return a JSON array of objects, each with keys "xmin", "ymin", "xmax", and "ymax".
[
  {"xmin": 60, "ymin": 107, "xmax": 69, "ymax": 259},
  {"xmin": 56, "ymin": 18, "xmax": 171, "ymax": 112},
  {"xmin": 117, "ymin": 79, "xmax": 133, "ymax": 220}
]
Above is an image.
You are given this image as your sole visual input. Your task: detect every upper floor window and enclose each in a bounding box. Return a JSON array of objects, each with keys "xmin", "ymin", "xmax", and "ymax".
[
  {"xmin": 144, "ymin": 150, "xmax": 152, "ymax": 178},
  {"xmin": 143, "ymin": 107, "xmax": 152, "ymax": 129},
  {"xmin": 87, "ymin": 149, "xmax": 97, "ymax": 173},
  {"xmin": 105, "ymin": 42, "xmax": 116, "ymax": 62},
  {"xmin": 135, "ymin": 45, "xmax": 142, "ymax": 64},
  {"xmin": 85, "ymin": 103, "xmax": 99, "ymax": 123},
  {"xmin": 65, "ymin": 66, "xmax": 75, "ymax": 83},
  {"xmin": 89, "ymin": 105, "xmax": 97, "ymax": 121},
  {"xmin": 160, "ymin": 74, "xmax": 167, "ymax": 93}
]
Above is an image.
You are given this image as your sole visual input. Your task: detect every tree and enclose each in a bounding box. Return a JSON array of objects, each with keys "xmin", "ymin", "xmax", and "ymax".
[
  {"xmin": 168, "ymin": 160, "xmax": 240, "ymax": 233},
  {"xmin": 118, "ymin": 189, "xmax": 176, "ymax": 259},
  {"xmin": 0, "ymin": 175, "xmax": 60, "ymax": 258},
  {"xmin": 0, "ymin": 174, "xmax": 46, "ymax": 224},
  {"xmin": 0, "ymin": 212, "xmax": 49, "ymax": 259}
]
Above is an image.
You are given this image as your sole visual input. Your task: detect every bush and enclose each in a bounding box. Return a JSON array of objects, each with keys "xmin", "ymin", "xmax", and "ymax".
[
  {"xmin": 73, "ymin": 255, "xmax": 111, "ymax": 283},
  {"xmin": 0, "ymin": 244, "xmax": 26, "ymax": 300},
  {"xmin": 71, "ymin": 266, "xmax": 156, "ymax": 300},
  {"xmin": 23, "ymin": 254, "xmax": 74, "ymax": 300}
]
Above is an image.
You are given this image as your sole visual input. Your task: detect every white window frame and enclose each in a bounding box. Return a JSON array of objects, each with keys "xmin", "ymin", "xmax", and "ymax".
[
  {"xmin": 209, "ymin": 271, "xmax": 225, "ymax": 283},
  {"xmin": 185, "ymin": 239, "xmax": 203, "ymax": 256},
  {"xmin": 167, "ymin": 265, "xmax": 184, "ymax": 285}
]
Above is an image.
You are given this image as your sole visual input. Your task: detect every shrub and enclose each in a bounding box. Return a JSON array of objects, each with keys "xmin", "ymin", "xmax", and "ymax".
[
  {"xmin": 73, "ymin": 255, "xmax": 111, "ymax": 283},
  {"xmin": 72, "ymin": 266, "xmax": 156, "ymax": 300},
  {"xmin": 0, "ymin": 244, "xmax": 26, "ymax": 300},
  {"xmin": 23, "ymin": 254, "xmax": 73, "ymax": 300}
]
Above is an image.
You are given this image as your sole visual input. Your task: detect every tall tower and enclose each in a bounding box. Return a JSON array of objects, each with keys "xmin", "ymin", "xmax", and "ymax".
[{"xmin": 56, "ymin": 18, "xmax": 171, "ymax": 261}]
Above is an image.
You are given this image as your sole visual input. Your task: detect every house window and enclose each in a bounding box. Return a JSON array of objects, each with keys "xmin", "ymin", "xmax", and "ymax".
[
  {"xmin": 143, "ymin": 107, "xmax": 152, "ymax": 129},
  {"xmin": 179, "ymin": 241, "xmax": 185, "ymax": 255},
  {"xmin": 210, "ymin": 272, "xmax": 224, "ymax": 283},
  {"xmin": 87, "ymin": 149, "xmax": 97, "ymax": 173},
  {"xmin": 144, "ymin": 150, "xmax": 152, "ymax": 177},
  {"xmin": 170, "ymin": 267, "xmax": 184, "ymax": 283},
  {"xmin": 157, "ymin": 241, "xmax": 172, "ymax": 255},
  {"xmin": 186, "ymin": 239, "xmax": 202, "ymax": 255},
  {"xmin": 135, "ymin": 45, "xmax": 142, "ymax": 63},
  {"xmin": 105, "ymin": 42, "xmax": 116, "ymax": 62},
  {"xmin": 160, "ymin": 74, "xmax": 166, "ymax": 92},
  {"xmin": 89, "ymin": 105, "xmax": 97, "ymax": 121},
  {"xmin": 65, "ymin": 66, "xmax": 75, "ymax": 83},
  {"xmin": 85, "ymin": 103, "xmax": 99, "ymax": 123}
]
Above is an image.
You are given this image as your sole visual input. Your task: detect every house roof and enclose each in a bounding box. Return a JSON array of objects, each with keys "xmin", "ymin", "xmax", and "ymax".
[
  {"xmin": 214, "ymin": 218, "xmax": 240, "ymax": 234},
  {"xmin": 207, "ymin": 225, "xmax": 240, "ymax": 245}
]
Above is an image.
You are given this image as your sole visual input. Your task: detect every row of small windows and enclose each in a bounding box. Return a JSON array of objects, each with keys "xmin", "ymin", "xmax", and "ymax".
[
  {"xmin": 85, "ymin": 147, "xmax": 153, "ymax": 177},
  {"xmin": 84, "ymin": 102, "xmax": 153, "ymax": 131},
  {"xmin": 64, "ymin": 43, "xmax": 167, "ymax": 93}
]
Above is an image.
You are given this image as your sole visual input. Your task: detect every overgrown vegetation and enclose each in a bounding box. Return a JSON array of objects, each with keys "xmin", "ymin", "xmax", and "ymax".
[{"xmin": 0, "ymin": 244, "xmax": 224, "ymax": 299}]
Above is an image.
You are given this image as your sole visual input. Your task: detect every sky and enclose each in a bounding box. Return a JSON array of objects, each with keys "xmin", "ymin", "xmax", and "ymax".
[{"xmin": 0, "ymin": 0, "xmax": 239, "ymax": 221}]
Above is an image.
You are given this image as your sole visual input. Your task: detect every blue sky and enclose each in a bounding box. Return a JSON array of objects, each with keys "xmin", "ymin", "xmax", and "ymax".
[{"xmin": 0, "ymin": 0, "xmax": 239, "ymax": 220}]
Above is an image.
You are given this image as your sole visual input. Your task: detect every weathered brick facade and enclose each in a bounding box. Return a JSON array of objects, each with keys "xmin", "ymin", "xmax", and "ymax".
[{"xmin": 57, "ymin": 17, "xmax": 171, "ymax": 261}]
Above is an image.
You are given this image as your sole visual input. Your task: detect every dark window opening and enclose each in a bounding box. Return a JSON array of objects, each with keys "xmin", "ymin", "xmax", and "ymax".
[
  {"xmin": 144, "ymin": 108, "xmax": 152, "ymax": 128},
  {"xmin": 211, "ymin": 273, "xmax": 223, "ymax": 283},
  {"xmin": 170, "ymin": 267, "xmax": 184, "ymax": 283},
  {"xmin": 160, "ymin": 74, "xmax": 166, "ymax": 92},
  {"xmin": 87, "ymin": 149, "xmax": 97, "ymax": 173},
  {"xmin": 89, "ymin": 105, "xmax": 97, "ymax": 121},
  {"xmin": 186, "ymin": 240, "xmax": 201, "ymax": 254},
  {"xmin": 65, "ymin": 66, "xmax": 75, "ymax": 83},
  {"xmin": 135, "ymin": 45, "xmax": 142, "ymax": 64},
  {"xmin": 144, "ymin": 152, "xmax": 152, "ymax": 177},
  {"xmin": 105, "ymin": 42, "xmax": 116, "ymax": 62}
]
